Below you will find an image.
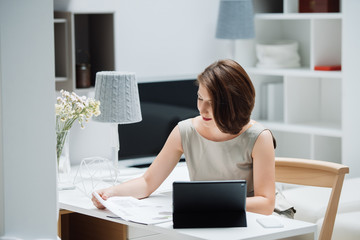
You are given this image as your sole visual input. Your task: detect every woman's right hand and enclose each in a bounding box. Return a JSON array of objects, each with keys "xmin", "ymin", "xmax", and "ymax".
[
  {"xmin": 91, "ymin": 125, "xmax": 183, "ymax": 209},
  {"xmin": 91, "ymin": 187, "xmax": 117, "ymax": 209}
]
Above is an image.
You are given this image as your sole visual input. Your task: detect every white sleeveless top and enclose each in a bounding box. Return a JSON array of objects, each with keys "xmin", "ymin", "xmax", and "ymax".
[{"xmin": 178, "ymin": 118, "xmax": 295, "ymax": 216}]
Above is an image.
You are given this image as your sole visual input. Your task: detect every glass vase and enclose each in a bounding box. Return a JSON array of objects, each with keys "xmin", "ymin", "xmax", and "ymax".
[
  {"xmin": 56, "ymin": 129, "xmax": 75, "ymax": 190},
  {"xmin": 56, "ymin": 129, "xmax": 71, "ymax": 174}
]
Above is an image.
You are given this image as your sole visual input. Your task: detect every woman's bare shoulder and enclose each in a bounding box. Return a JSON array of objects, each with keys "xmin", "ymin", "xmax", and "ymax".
[{"xmin": 252, "ymin": 129, "xmax": 275, "ymax": 157}]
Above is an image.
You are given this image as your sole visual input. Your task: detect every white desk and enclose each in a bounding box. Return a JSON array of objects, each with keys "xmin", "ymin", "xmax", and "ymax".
[{"xmin": 59, "ymin": 162, "xmax": 317, "ymax": 240}]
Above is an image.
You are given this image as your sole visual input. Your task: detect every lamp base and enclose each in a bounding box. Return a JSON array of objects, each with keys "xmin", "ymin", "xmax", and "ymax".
[
  {"xmin": 234, "ymin": 39, "xmax": 256, "ymax": 67},
  {"xmin": 101, "ymin": 145, "xmax": 120, "ymax": 182}
]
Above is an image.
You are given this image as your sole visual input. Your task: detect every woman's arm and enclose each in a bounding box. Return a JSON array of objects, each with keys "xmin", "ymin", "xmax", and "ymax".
[
  {"xmin": 246, "ymin": 130, "xmax": 276, "ymax": 215},
  {"xmin": 92, "ymin": 125, "xmax": 183, "ymax": 209}
]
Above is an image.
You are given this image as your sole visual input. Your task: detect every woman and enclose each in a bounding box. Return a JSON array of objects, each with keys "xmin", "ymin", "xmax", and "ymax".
[{"xmin": 92, "ymin": 59, "xmax": 288, "ymax": 216}]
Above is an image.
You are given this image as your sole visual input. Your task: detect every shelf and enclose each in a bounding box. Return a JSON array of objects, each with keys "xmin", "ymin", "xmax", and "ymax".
[
  {"xmin": 74, "ymin": 13, "xmax": 115, "ymax": 88},
  {"xmin": 258, "ymin": 121, "xmax": 342, "ymax": 137},
  {"xmin": 54, "ymin": 17, "xmax": 68, "ymax": 82},
  {"xmin": 254, "ymin": 16, "xmax": 341, "ymax": 69},
  {"xmin": 54, "ymin": 11, "xmax": 115, "ymax": 92},
  {"xmin": 251, "ymin": 0, "xmax": 343, "ymax": 161},
  {"xmin": 54, "ymin": 18, "xmax": 67, "ymax": 23},
  {"xmin": 55, "ymin": 77, "xmax": 68, "ymax": 82},
  {"xmin": 247, "ymin": 67, "xmax": 342, "ymax": 78},
  {"xmin": 256, "ymin": 13, "xmax": 342, "ymax": 20}
]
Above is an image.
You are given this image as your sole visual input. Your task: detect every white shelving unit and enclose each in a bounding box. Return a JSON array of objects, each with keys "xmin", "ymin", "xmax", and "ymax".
[{"xmin": 247, "ymin": 0, "xmax": 343, "ymax": 163}]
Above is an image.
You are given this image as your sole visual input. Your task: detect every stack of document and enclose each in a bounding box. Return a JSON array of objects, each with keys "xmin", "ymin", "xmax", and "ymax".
[{"xmin": 93, "ymin": 191, "xmax": 173, "ymax": 225}]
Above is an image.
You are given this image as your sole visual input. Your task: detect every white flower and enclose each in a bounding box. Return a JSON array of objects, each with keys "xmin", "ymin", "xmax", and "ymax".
[{"xmin": 55, "ymin": 90, "xmax": 101, "ymax": 133}]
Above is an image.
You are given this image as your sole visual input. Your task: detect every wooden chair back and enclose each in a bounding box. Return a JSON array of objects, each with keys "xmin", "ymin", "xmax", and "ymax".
[{"xmin": 275, "ymin": 157, "xmax": 349, "ymax": 240}]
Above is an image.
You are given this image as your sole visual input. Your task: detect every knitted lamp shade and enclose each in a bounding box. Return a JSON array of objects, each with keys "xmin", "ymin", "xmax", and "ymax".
[
  {"xmin": 216, "ymin": 0, "xmax": 255, "ymax": 39},
  {"xmin": 94, "ymin": 71, "xmax": 142, "ymax": 124},
  {"xmin": 92, "ymin": 72, "xmax": 142, "ymax": 179}
]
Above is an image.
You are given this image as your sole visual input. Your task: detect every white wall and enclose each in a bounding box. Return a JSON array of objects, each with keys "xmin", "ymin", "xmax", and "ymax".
[
  {"xmin": 0, "ymin": 0, "xmax": 57, "ymax": 239},
  {"xmin": 53, "ymin": 0, "xmax": 360, "ymax": 178},
  {"xmin": 342, "ymin": 0, "xmax": 360, "ymax": 177},
  {"xmin": 0, "ymin": 18, "xmax": 4, "ymax": 235},
  {"xmin": 54, "ymin": 0, "xmax": 230, "ymax": 82},
  {"xmin": 53, "ymin": 0, "xmax": 232, "ymax": 164}
]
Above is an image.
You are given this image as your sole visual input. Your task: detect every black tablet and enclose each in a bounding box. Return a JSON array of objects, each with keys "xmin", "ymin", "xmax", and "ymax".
[{"xmin": 173, "ymin": 180, "xmax": 247, "ymax": 228}]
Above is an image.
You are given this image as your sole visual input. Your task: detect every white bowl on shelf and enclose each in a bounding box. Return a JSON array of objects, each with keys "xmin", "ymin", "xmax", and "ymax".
[{"xmin": 256, "ymin": 40, "xmax": 301, "ymax": 68}]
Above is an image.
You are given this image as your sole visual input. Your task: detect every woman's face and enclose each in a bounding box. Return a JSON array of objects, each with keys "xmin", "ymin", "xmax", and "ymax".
[{"xmin": 197, "ymin": 83, "xmax": 214, "ymax": 125}]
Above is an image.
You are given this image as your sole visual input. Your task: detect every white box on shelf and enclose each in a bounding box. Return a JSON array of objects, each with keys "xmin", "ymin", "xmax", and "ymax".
[
  {"xmin": 260, "ymin": 81, "xmax": 284, "ymax": 122},
  {"xmin": 267, "ymin": 81, "xmax": 284, "ymax": 121}
]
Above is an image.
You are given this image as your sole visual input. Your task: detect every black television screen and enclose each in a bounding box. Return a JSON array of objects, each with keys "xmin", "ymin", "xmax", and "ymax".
[{"xmin": 118, "ymin": 79, "xmax": 199, "ymax": 161}]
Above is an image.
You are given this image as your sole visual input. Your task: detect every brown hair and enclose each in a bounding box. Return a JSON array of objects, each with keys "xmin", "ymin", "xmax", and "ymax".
[{"xmin": 197, "ymin": 59, "xmax": 255, "ymax": 134}]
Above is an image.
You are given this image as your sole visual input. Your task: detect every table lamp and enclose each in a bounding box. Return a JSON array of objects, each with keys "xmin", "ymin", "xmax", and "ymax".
[
  {"xmin": 93, "ymin": 71, "xmax": 142, "ymax": 174},
  {"xmin": 216, "ymin": 0, "xmax": 255, "ymax": 60}
]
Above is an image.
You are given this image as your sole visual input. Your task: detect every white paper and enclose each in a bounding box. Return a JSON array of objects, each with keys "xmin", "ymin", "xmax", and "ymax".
[
  {"xmin": 256, "ymin": 216, "xmax": 284, "ymax": 228},
  {"xmin": 93, "ymin": 191, "xmax": 172, "ymax": 225}
]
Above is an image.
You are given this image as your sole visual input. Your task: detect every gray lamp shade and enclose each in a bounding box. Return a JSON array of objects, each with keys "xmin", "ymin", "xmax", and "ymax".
[
  {"xmin": 93, "ymin": 71, "xmax": 142, "ymax": 124},
  {"xmin": 216, "ymin": 0, "xmax": 255, "ymax": 39}
]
